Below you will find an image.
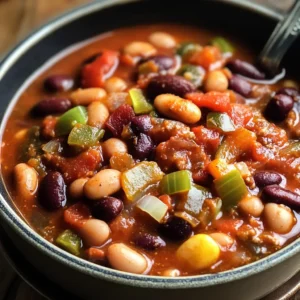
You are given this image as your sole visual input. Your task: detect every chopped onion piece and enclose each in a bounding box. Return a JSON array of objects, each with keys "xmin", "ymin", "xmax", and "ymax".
[
  {"xmin": 42, "ymin": 140, "xmax": 61, "ymax": 153},
  {"xmin": 136, "ymin": 195, "xmax": 168, "ymax": 223}
]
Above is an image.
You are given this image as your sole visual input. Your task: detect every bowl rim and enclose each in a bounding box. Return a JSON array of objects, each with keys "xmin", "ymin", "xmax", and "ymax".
[{"xmin": 0, "ymin": 0, "xmax": 299, "ymax": 289}]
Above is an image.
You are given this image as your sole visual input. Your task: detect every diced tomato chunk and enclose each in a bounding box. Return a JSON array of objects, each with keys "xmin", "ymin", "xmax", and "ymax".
[
  {"xmin": 189, "ymin": 46, "xmax": 222, "ymax": 70},
  {"xmin": 81, "ymin": 50, "xmax": 119, "ymax": 88},
  {"xmin": 212, "ymin": 219, "xmax": 244, "ymax": 236},
  {"xmin": 192, "ymin": 126, "xmax": 220, "ymax": 153},
  {"xmin": 228, "ymin": 103, "xmax": 253, "ymax": 127},
  {"xmin": 41, "ymin": 116, "xmax": 57, "ymax": 139},
  {"xmin": 64, "ymin": 202, "xmax": 91, "ymax": 230},
  {"xmin": 186, "ymin": 91, "xmax": 231, "ymax": 113},
  {"xmin": 251, "ymin": 142, "xmax": 275, "ymax": 163},
  {"xmin": 86, "ymin": 248, "xmax": 105, "ymax": 261},
  {"xmin": 192, "ymin": 169, "xmax": 212, "ymax": 186},
  {"xmin": 159, "ymin": 194, "xmax": 173, "ymax": 210},
  {"xmin": 44, "ymin": 148, "xmax": 102, "ymax": 183}
]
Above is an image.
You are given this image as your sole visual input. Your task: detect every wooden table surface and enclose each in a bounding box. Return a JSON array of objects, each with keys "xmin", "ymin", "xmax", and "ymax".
[
  {"xmin": 0, "ymin": 0, "xmax": 298, "ymax": 299},
  {"xmin": 0, "ymin": 0, "xmax": 296, "ymax": 56}
]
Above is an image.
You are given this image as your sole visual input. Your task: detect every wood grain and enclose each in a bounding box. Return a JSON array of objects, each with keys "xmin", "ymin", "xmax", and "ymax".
[
  {"xmin": 0, "ymin": 0, "xmax": 295, "ymax": 56},
  {"xmin": 0, "ymin": 0, "xmax": 91, "ymax": 55}
]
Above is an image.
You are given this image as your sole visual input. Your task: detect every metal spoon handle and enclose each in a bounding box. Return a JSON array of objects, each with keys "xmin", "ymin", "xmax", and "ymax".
[{"xmin": 258, "ymin": 0, "xmax": 300, "ymax": 73}]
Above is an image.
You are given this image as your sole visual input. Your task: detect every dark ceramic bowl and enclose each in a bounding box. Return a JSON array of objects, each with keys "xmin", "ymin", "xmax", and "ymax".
[{"xmin": 0, "ymin": 1, "xmax": 299, "ymax": 299}]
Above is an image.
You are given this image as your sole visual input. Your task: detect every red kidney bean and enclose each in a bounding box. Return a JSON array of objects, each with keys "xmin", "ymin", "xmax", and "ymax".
[
  {"xmin": 264, "ymin": 94, "xmax": 294, "ymax": 122},
  {"xmin": 229, "ymin": 75, "xmax": 252, "ymax": 97},
  {"xmin": 131, "ymin": 115, "xmax": 152, "ymax": 134},
  {"xmin": 131, "ymin": 133, "xmax": 154, "ymax": 160},
  {"xmin": 90, "ymin": 197, "xmax": 123, "ymax": 222},
  {"xmin": 146, "ymin": 75, "xmax": 196, "ymax": 99},
  {"xmin": 254, "ymin": 171, "xmax": 282, "ymax": 188},
  {"xmin": 44, "ymin": 75, "xmax": 74, "ymax": 93},
  {"xmin": 227, "ymin": 59, "xmax": 265, "ymax": 79},
  {"xmin": 139, "ymin": 55, "xmax": 175, "ymax": 71},
  {"xmin": 134, "ymin": 232, "xmax": 166, "ymax": 250},
  {"xmin": 38, "ymin": 171, "xmax": 66, "ymax": 210},
  {"xmin": 261, "ymin": 185, "xmax": 300, "ymax": 209},
  {"xmin": 159, "ymin": 216, "xmax": 192, "ymax": 241},
  {"xmin": 31, "ymin": 97, "xmax": 72, "ymax": 117},
  {"xmin": 106, "ymin": 104, "xmax": 135, "ymax": 137}
]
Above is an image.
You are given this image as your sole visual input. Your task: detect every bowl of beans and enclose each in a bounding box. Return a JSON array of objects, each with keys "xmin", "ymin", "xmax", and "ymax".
[{"xmin": 0, "ymin": 0, "xmax": 299, "ymax": 299}]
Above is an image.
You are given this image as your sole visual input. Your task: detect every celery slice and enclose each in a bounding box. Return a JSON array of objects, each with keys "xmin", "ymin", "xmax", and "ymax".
[
  {"xmin": 68, "ymin": 124, "xmax": 104, "ymax": 147},
  {"xmin": 56, "ymin": 229, "xmax": 82, "ymax": 255},
  {"xmin": 207, "ymin": 112, "xmax": 235, "ymax": 133},
  {"xmin": 56, "ymin": 106, "xmax": 87, "ymax": 136},
  {"xmin": 214, "ymin": 169, "xmax": 248, "ymax": 207},
  {"xmin": 160, "ymin": 170, "xmax": 192, "ymax": 195},
  {"xmin": 136, "ymin": 195, "xmax": 168, "ymax": 223},
  {"xmin": 211, "ymin": 37, "xmax": 234, "ymax": 53},
  {"xmin": 129, "ymin": 88, "xmax": 153, "ymax": 115}
]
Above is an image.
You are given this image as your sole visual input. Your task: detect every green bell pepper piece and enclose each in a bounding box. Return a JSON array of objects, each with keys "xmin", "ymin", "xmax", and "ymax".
[
  {"xmin": 211, "ymin": 36, "xmax": 234, "ymax": 53},
  {"xmin": 177, "ymin": 64, "xmax": 204, "ymax": 86},
  {"xmin": 177, "ymin": 184, "xmax": 212, "ymax": 216},
  {"xmin": 56, "ymin": 229, "xmax": 82, "ymax": 256},
  {"xmin": 56, "ymin": 106, "xmax": 87, "ymax": 136},
  {"xmin": 176, "ymin": 42, "xmax": 201, "ymax": 57},
  {"xmin": 129, "ymin": 88, "xmax": 153, "ymax": 115},
  {"xmin": 121, "ymin": 161, "xmax": 164, "ymax": 201},
  {"xmin": 68, "ymin": 124, "xmax": 104, "ymax": 147},
  {"xmin": 207, "ymin": 112, "xmax": 235, "ymax": 133}
]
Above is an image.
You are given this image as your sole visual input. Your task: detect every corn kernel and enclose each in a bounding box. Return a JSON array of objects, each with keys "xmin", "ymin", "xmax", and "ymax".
[{"xmin": 176, "ymin": 234, "xmax": 220, "ymax": 270}]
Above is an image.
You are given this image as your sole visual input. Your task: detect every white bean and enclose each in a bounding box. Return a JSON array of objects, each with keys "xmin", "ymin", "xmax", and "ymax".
[
  {"xmin": 154, "ymin": 94, "xmax": 201, "ymax": 124},
  {"xmin": 80, "ymin": 219, "xmax": 110, "ymax": 246},
  {"xmin": 149, "ymin": 32, "xmax": 176, "ymax": 49},
  {"xmin": 87, "ymin": 101, "xmax": 109, "ymax": 129},
  {"xmin": 14, "ymin": 163, "xmax": 38, "ymax": 201},
  {"xmin": 102, "ymin": 138, "xmax": 128, "ymax": 160},
  {"xmin": 69, "ymin": 178, "xmax": 88, "ymax": 199},
  {"xmin": 264, "ymin": 203, "xmax": 295, "ymax": 234},
  {"xmin": 107, "ymin": 243, "xmax": 148, "ymax": 274},
  {"xmin": 123, "ymin": 41, "xmax": 157, "ymax": 58},
  {"xmin": 104, "ymin": 77, "xmax": 127, "ymax": 93},
  {"xmin": 205, "ymin": 70, "xmax": 229, "ymax": 92},
  {"xmin": 70, "ymin": 88, "xmax": 107, "ymax": 106},
  {"xmin": 238, "ymin": 196, "xmax": 264, "ymax": 217},
  {"xmin": 209, "ymin": 233, "xmax": 234, "ymax": 249},
  {"xmin": 84, "ymin": 169, "xmax": 121, "ymax": 200}
]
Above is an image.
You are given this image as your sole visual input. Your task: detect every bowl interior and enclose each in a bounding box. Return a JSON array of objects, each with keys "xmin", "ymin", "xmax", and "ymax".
[{"xmin": 0, "ymin": 0, "xmax": 299, "ymax": 289}]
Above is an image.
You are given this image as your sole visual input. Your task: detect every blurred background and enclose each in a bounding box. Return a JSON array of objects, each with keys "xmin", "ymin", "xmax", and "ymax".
[{"xmin": 0, "ymin": 0, "xmax": 296, "ymax": 56}]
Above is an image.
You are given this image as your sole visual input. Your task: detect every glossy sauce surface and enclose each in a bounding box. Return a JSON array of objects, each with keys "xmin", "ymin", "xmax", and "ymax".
[{"xmin": 1, "ymin": 24, "xmax": 300, "ymax": 276}]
